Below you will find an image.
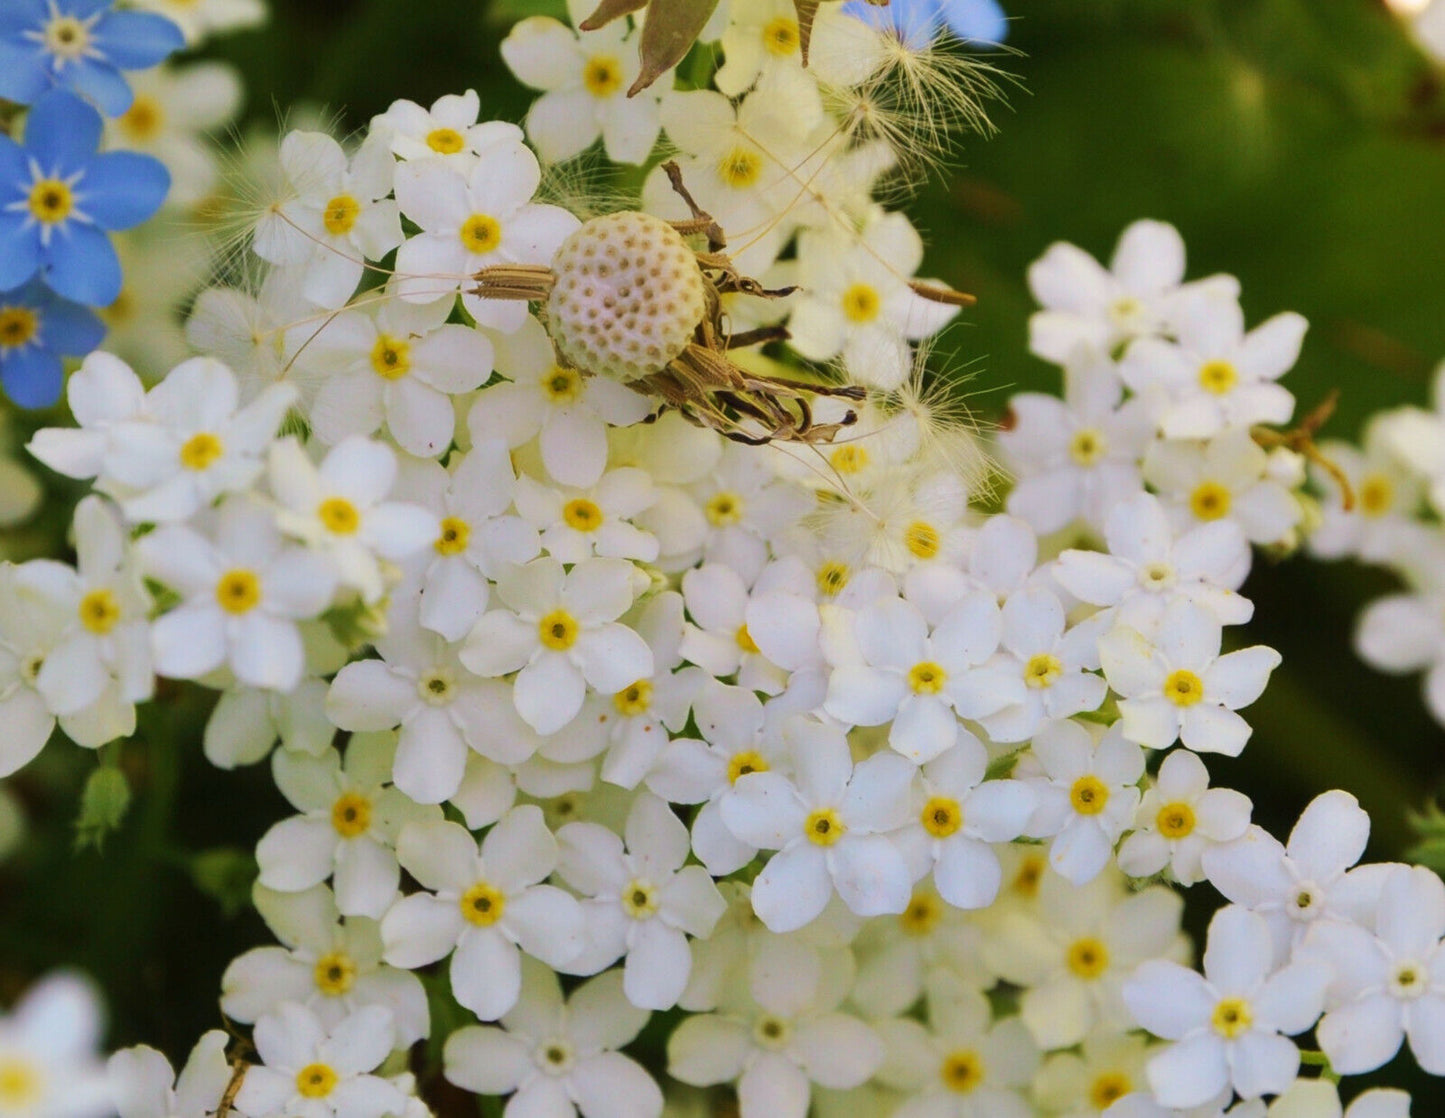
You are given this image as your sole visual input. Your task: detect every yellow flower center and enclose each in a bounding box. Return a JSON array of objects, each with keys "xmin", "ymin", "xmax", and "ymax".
[
  {"xmin": 1391, "ymin": 960, "xmax": 1428, "ymax": 999},
  {"xmin": 830, "ymin": 444, "xmax": 869, "ymax": 474},
  {"xmin": 1189, "ymin": 481, "xmax": 1231, "ymax": 521},
  {"xmin": 180, "ymin": 431, "xmax": 224, "ymax": 470},
  {"xmin": 563, "ymin": 498, "xmax": 603, "ymax": 532},
  {"xmin": 1090, "ymin": 1072, "xmax": 1132, "ymax": 1109},
  {"xmin": 705, "ymin": 491, "xmax": 744, "ymax": 527},
  {"xmin": 1164, "ymin": 668, "xmax": 1204, "ymax": 706},
  {"xmin": 0, "ymin": 1058, "xmax": 41, "ymax": 1108},
  {"xmin": 460, "ymin": 213, "xmax": 502, "ymax": 255},
  {"xmin": 1066, "ymin": 936, "xmax": 1109, "ymax": 979},
  {"xmin": 1070, "ymin": 775, "xmax": 1109, "ymax": 816},
  {"xmin": 1197, "ymin": 360, "xmax": 1238, "ymax": 395},
  {"xmin": 544, "ymin": 365, "xmax": 583, "ymax": 402},
  {"xmin": 28, "ymin": 178, "xmax": 73, "ymax": 224},
  {"xmin": 1012, "ymin": 853, "xmax": 1044, "ymax": 898},
  {"xmin": 904, "ymin": 520, "xmax": 940, "ymax": 559},
  {"xmin": 0, "ymin": 307, "xmax": 37, "ymax": 348},
  {"xmin": 816, "ymin": 561, "xmax": 850, "ymax": 597},
  {"xmin": 1211, "ymin": 996, "xmax": 1254, "ymax": 1038},
  {"xmin": 762, "ymin": 15, "xmax": 801, "ymax": 54},
  {"xmin": 727, "ymin": 750, "xmax": 769, "ymax": 784},
  {"xmin": 426, "ymin": 127, "xmax": 465, "ymax": 154},
  {"xmin": 908, "ymin": 661, "xmax": 947, "ymax": 694},
  {"xmin": 1024, "ymin": 652, "xmax": 1063, "ymax": 689},
  {"xmin": 331, "ymin": 792, "xmax": 372, "ymax": 837},
  {"xmin": 418, "ymin": 669, "xmax": 454, "ymax": 705},
  {"xmin": 215, "ymin": 569, "xmax": 261, "ymax": 614},
  {"xmin": 539, "ymin": 610, "xmax": 579, "ymax": 651},
  {"xmin": 921, "ymin": 795, "xmax": 962, "ymax": 838},
  {"xmin": 622, "ymin": 879, "xmax": 659, "ymax": 919},
  {"xmin": 1358, "ymin": 473, "xmax": 1393, "ymax": 517},
  {"xmin": 1156, "ymin": 801, "xmax": 1196, "ymax": 839},
  {"xmin": 583, "ymin": 55, "xmax": 623, "ymax": 97},
  {"xmin": 322, "ymin": 194, "xmax": 360, "ymax": 236},
  {"xmin": 940, "ymin": 1050, "xmax": 983, "ymax": 1094},
  {"xmin": 43, "ymin": 15, "xmax": 91, "ymax": 58},
  {"xmin": 116, "ymin": 93, "xmax": 164, "ymax": 142},
  {"xmin": 370, "ymin": 334, "xmax": 411, "ymax": 380},
  {"xmin": 899, "ymin": 890, "xmax": 942, "ymax": 935},
  {"xmin": 78, "ymin": 588, "xmax": 121, "ymax": 635},
  {"xmin": 295, "ymin": 1063, "xmax": 338, "ymax": 1099},
  {"xmin": 804, "ymin": 808, "xmax": 845, "ymax": 846},
  {"xmin": 435, "ymin": 516, "xmax": 470, "ymax": 555},
  {"xmin": 317, "ymin": 496, "xmax": 361, "ymax": 534},
  {"xmin": 840, "ymin": 283, "xmax": 882, "ymax": 324},
  {"xmin": 313, "ymin": 951, "xmax": 357, "ymax": 996},
  {"xmin": 735, "ymin": 624, "xmax": 759, "ymax": 654},
  {"xmin": 613, "ymin": 679, "xmax": 652, "ymax": 716},
  {"xmin": 753, "ymin": 1014, "xmax": 791, "ymax": 1050},
  {"xmin": 1069, "ymin": 427, "xmax": 1108, "ymax": 466},
  {"xmin": 460, "ymin": 881, "xmax": 506, "ymax": 926},
  {"xmin": 718, "ymin": 146, "xmax": 763, "ymax": 189}
]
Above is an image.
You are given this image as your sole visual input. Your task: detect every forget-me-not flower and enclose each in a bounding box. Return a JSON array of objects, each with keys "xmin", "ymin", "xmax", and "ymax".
[
  {"xmin": 0, "ymin": 0, "xmax": 184, "ymax": 116},
  {"xmin": 0, "ymin": 279, "xmax": 105, "ymax": 408},
  {"xmin": 0, "ymin": 89, "xmax": 170, "ymax": 308},
  {"xmin": 843, "ymin": 0, "xmax": 1008, "ymax": 49}
]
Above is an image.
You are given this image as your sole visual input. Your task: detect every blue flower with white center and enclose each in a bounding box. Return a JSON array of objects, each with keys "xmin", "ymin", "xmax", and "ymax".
[
  {"xmin": 843, "ymin": 0, "xmax": 1008, "ymax": 49},
  {"xmin": 0, "ymin": 89, "xmax": 169, "ymax": 309},
  {"xmin": 0, "ymin": 279, "xmax": 104, "ymax": 408},
  {"xmin": 0, "ymin": 0, "xmax": 184, "ymax": 117}
]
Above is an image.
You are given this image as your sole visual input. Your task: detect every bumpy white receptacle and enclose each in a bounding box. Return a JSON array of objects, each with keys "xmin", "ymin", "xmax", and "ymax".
[{"xmin": 547, "ymin": 211, "xmax": 707, "ymax": 382}]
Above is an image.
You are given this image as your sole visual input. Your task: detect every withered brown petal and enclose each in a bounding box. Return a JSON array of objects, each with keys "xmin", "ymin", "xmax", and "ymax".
[{"xmin": 627, "ymin": 0, "xmax": 722, "ymax": 95}]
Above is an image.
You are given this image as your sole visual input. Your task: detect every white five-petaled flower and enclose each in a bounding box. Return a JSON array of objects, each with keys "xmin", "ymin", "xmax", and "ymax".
[
  {"xmin": 372, "ymin": 90, "xmax": 522, "ymax": 166},
  {"xmin": 382, "ymin": 809, "xmax": 586, "ymax": 1021},
  {"xmin": 108, "ymin": 1030, "xmax": 232, "ymax": 1118},
  {"xmin": 461, "ymin": 556, "xmax": 653, "ymax": 736},
  {"xmin": 1123, "ymin": 905, "xmax": 1329, "ymax": 1109},
  {"xmin": 0, "ymin": 972, "xmax": 112, "ymax": 1118},
  {"xmin": 1117, "ymin": 749, "xmax": 1252, "ymax": 886}
]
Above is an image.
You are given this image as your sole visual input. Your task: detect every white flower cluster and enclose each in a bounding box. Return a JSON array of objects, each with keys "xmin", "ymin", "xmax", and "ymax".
[{"xmin": 4, "ymin": 1, "xmax": 1444, "ymax": 1116}]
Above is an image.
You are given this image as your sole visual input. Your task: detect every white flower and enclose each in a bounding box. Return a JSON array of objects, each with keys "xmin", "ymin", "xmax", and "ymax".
[
  {"xmin": 824, "ymin": 590, "xmax": 1023, "ymax": 763},
  {"xmin": 1027, "ymin": 219, "xmax": 1239, "ymax": 364},
  {"xmin": 221, "ymin": 884, "xmax": 429, "ymax": 1047},
  {"xmin": 1305, "ymin": 863, "xmax": 1445, "ymax": 1075},
  {"xmin": 502, "ymin": 0, "xmax": 665, "ymax": 164},
  {"xmin": 720, "ymin": 718, "xmax": 914, "ymax": 931},
  {"xmin": 231, "ymin": 1003, "xmax": 407, "ymax": 1118},
  {"xmin": 1268, "ymin": 1080, "xmax": 1411, "ymax": 1118},
  {"xmin": 1307, "ymin": 424, "xmax": 1425, "ymax": 564},
  {"xmin": 382, "ymin": 810, "xmax": 586, "ymax": 1020},
  {"xmin": 0, "ymin": 972, "xmax": 111, "ymax": 1118},
  {"xmin": 203, "ymin": 674, "xmax": 335, "ymax": 769},
  {"xmin": 999, "ymin": 347, "xmax": 1153, "ymax": 535},
  {"xmin": 139, "ymin": 500, "xmax": 338, "ymax": 692},
  {"xmin": 1099, "ymin": 602, "xmax": 1280, "ymax": 757},
  {"xmin": 26, "ymin": 352, "xmax": 150, "ymax": 484},
  {"xmin": 874, "ymin": 986, "xmax": 1039, "ymax": 1118},
  {"xmin": 1033, "ymin": 1031, "xmax": 1152, "ymax": 1118},
  {"xmin": 1123, "ymin": 905, "xmax": 1328, "ymax": 1109},
  {"xmin": 1355, "ymin": 586, "xmax": 1445, "ymax": 725},
  {"xmin": 680, "ymin": 563, "xmax": 786, "ymax": 695},
  {"xmin": 372, "ymin": 90, "xmax": 522, "ymax": 166},
  {"xmin": 1118, "ymin": 750, "xmax": 1252, "ymax": 885},
  {"xmin": 306, "ymin": 294, "xmax": 492, "ymax": 458},
  {"xmin": 109, "ymin": 1031, "xmax": 231, "ymax": 1118},
  {"xmin": 393, "ymin": 140, "xmax": 579, "ymax": 330},
  {"xmin": 893, "ymin": 732, "xmax": 1035, "ymax": 909},
  {"xmin": 1201, "ymin": 791, "xmax": 1391, "ymax": 957},
  {"xmin": 444, "ymin": 961, "xmax": 662, "ymax": 1118},
  {"xmin": 254, "ymin": 736, "xmax": 439, "ymax": 918},
  {"xmin": 515, "ymin": 466, "xmax": 659, "ymax": 564},
  {"xmin": 268, "ymin": 436, "xmax": 437, "ymax": 603},
  {"xmin": 1053, "ymin": 492, "xmax": 1254, "ymax": 636},
  {"xmin": 253, "ymin": 131, "xmax": 403, "ymax": 309},
  {"xmin": 556, "ymin": 792, "xmax": 726, "ymax": 1010},
  {"xmin": 461, "ymin": 556, "xmax": 653, "ymax": 735},
  {"xmin": 1143, "ymin": 430, "xmax": 1302, "ymax": 547}
]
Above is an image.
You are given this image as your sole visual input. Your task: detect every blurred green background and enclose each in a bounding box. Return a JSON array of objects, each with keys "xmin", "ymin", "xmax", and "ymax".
[{"xmin": 3, "ymin": 0, "xmax": 1444, "ymax": 1107}]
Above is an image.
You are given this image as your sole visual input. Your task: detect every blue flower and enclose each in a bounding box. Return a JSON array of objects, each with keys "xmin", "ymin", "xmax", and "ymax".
[
  {"xmin": 0, "ymin": 0, "xmax": 184, "ymax": 117},
  {"xmin": 843, "ymin": 0, "xmax": 1008, "ymax": 49},
  {"xmin": 0, "ymin": 279, "xmax": 105, "ymax": 408},
  {"xmin": 0, "ymin": 89, "xmax": 170, "ymax": 308}
]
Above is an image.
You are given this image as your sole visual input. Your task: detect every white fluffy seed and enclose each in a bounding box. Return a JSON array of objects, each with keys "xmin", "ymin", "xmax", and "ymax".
[{"xmin": 547, "ymin": 211, "xmax": 707, "ymax": 382}]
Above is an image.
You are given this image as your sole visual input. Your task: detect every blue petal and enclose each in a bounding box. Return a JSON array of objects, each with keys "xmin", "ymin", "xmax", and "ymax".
[
  {"xmin": 842, "ymin": 0, "xmax": 942, "ymax": 49},
  {"xmin": 22, "ymin": 89, "xmax": 102, "ymax": 169},
  {"xmin": 0, "ymin": 0, "xmax": 47, "ymax": 34},
  {"xmin": 941, "ymin": 0, "xmax": 1007, "ymax": 43},
  {"xmin": 1, "ymin": 342, "xmax": 63, "ymax": 409},
  {"xmin": 0, "ymin": 137, "xmax": 29, "ymax": 189},
  {"xmin": 59, "ymin": 0, "xmax": 113, "ymax": 19},
  {"xmin": 43, "ymin": 223, "xmax": 121, "ymax": 306},
  {"xmin": 0, "ymin": 42, "xmax": 48, "ymax": 106},
  {"xmin": 78, "ymin": 151, "xmax": 169, "ymax": 230},
  {"xmin": 62, "ymin": 55, "xmax": 132, "ymax": 116},
  {"xmin": 93, "ymin": 10, "xmax": 184, "ymax": 70},
  {"xmin": 35, "ymin": 292, "xmax": 105, "ymax": 355},
  {"xmin": 0, "ymin": 216, "xmax": 42, "ymax": 292}
]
